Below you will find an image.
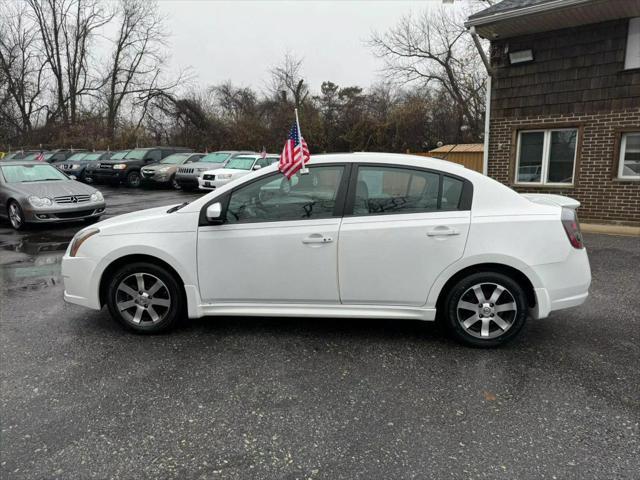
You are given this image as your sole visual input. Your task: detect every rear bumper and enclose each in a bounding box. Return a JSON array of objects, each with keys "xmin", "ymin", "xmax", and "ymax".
[{"xmin": 530, "ymin": 248, "xmax": 591, "ymax": 319}]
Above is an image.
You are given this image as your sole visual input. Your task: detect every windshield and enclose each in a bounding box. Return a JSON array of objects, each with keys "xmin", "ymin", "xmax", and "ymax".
[
  {"xmin": 161, "ymin": 153, "xmax": 191, "ymax": 164},
  {"xmin": 225, "ymin": 156, "xmax": 256, "ymax": 170},
  {"xmin": 200, "ymin": 152, "xmax": 231, "ymax": 164},
  {"xmin": 67, "ymin": 153, "xmax": 87, "ymax": 161},
  {"xmin": 124, "ymin": 149, "xmax": 150, "ymax": 160},
  {"xmin": 82, "ymin": 153, "xmax": 103, "ymax": 161},
  {"xmin": 1, "ymin": 164, "xmax": 68, "ymax": 183},
  {"xmin": 109, "ymin": 150, "xmax": 129, "ymax": 160}
]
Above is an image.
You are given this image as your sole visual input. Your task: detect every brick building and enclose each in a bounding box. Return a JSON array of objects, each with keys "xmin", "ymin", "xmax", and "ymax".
[{"xmin": 466, "ymin": 0, "xmax": 640, "ymax": 225}]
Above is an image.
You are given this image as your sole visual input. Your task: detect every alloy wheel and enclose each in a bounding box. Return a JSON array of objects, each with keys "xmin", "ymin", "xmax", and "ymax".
[
  {"xmin": 456, "ymin": 282, "xmax": 518, "ymax": 339},
  {"xmin": 128, "ymin": 172, "xmax": 141, "ymax": 187},
  {"xmin": 115, "ymin": 273, "xmax": 171, "ymax": 325},
  {"xmin": 8, "ymin": 203, "xmax": 23, "ymax": 229},
  {"xmin": 171, "ymin": 176, "xmax": 181, "ymax": 190}
]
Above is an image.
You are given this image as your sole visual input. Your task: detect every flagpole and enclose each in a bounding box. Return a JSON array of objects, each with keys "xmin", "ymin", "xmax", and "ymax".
[{"xmin": 294, "ymin": 108, "xmax": 309, "ymax": 174}]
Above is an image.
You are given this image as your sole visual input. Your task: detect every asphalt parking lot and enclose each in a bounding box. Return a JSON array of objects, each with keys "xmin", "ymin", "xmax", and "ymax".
[{"xmin": 1, "ymin": 187, "xmax": 638, "ymax": 479}]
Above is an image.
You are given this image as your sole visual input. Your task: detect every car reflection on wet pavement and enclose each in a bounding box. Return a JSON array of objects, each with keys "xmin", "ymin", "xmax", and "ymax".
[{"xmin": 0, "ymin": 186, "xmax": 201, "ymax": 293}]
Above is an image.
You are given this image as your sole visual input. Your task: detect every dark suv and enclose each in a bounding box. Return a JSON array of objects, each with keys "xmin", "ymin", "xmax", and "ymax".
[{"xmin": 87, "ymin": 147, "xmax": 192, "ymax": 187}]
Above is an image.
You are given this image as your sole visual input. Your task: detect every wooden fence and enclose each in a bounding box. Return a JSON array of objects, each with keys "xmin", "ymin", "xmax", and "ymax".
[{"xmin": 412, "ymin": 144, "xmax": 484, "ymax": 173}]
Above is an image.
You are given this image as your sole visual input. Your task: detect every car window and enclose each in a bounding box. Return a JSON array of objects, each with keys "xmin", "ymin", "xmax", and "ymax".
[
  {"xmin": 147, "ymin": 149, "xmax": 162, "ymax": 161},
  {"xmin": 256, "ymin": 157, "xmax": 277, "ymax": 168},
  {"xmin": 82, "ymin": 153, "xmax": 102, "ymax": 161},
  {"xmin": 352, "ymin": 166, "xmax": 465, "ymax": 215},
  {"xmin": 226, "ymin": 166, "xmax": 344, "ymax": 224}
]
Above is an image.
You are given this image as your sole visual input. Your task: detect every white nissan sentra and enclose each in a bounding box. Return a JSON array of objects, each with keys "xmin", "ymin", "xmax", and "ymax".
[{"xmin": 62, "ymin": 153, "xmax": 591, "ymax": 347}]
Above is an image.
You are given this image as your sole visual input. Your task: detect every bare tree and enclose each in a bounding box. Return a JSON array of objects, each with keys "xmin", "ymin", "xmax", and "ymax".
[
  {"xmin": 103, "ymin": 0, "xmax": 181, "ymax": 140},
  {"xmin": 370, "ymin": 7, "xmax": 486, "ymax": 141},
  {"xmin": 269, "ymin": 53, "xmax": 308, "ymax": 109},
  {"xmin": 26, "ymin": 0, "xmax": 111, "ymax": 124},
  {"xmin": 0, "ymin": 1, "xmax": 46, "ymax": 137}
]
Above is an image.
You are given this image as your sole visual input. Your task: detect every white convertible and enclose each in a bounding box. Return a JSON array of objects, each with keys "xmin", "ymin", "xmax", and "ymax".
[{"xmin": 62, "ymin": 153, "xmax": 591, "ymax": 347}]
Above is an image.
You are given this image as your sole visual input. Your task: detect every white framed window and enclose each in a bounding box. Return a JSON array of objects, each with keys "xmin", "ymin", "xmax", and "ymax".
[
  {"xmin": 618, "ymin": 132, "xmax": 640, "ymax": 180},
  {"xmin": 625, "ymin": 17, "xmax": 640, "ymax": 70},
  {"xmin": 515, "ymin": 129, "xmax": 578, "ymax": 185}
]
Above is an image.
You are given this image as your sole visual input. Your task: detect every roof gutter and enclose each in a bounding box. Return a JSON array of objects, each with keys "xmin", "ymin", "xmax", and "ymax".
[{"xmin": 465, "ymin": 0, "xmax": 594, "ymax": 29}]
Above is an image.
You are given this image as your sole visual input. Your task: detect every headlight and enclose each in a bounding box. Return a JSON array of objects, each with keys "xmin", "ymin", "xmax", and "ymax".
[
  {"xmin": 158, "ymin": 166, "xmax": 171, "ymax": 172},
  {"xmin": 112, "ymin": 164, "xmax": 127, "ymax": 170},
  {"xmin": 69, "ymin": 228, "xmax": 100, "ymax": 257},
  {"xmin": 217, "ymin": 173, "xmax": 233, "ymax": 180},
  {"xmin": 90, "ymin": 191, "xmax": 103, "ymax": 202},
  {"xmin": 28, "ymin": 196, "xmax": 53, "ymax": 208},
  {"xmin": 71, "ymin": 164, "xmax": 81, "ymax": 169}
]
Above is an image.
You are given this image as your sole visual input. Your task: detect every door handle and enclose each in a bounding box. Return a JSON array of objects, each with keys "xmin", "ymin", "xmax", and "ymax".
[
  {"xmin": 427, "ymin": 226, "xmax": 460, "ymax": 237},
  {"xmin": 302, "ymin": 234, "xmax": 333, "ymax": 244}
]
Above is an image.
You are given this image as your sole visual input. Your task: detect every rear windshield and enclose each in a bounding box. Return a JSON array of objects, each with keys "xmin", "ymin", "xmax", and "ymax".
[
  {"xmin": 200, "ymin": 152, "xmax": 231, "ymax": 164},
  {"xmin": 1, "ymin": 164, "xmax": 68, "ymax": 183},
  {"xmin": 109, "ymin": 150, "xmax": 130, "ymax": 160},
  {"xmin": 225, "ymin": 157, "xmax": 256, "ymax": 170}
]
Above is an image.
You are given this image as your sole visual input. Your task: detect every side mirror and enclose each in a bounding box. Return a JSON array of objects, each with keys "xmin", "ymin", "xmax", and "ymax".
[
  {"xmin": 206, "ymin": 202, "xmax": 223, "ymax": 223},
  {"xmin": 253, "ymin": 164, "xmax": 262, "ymax": 170}
]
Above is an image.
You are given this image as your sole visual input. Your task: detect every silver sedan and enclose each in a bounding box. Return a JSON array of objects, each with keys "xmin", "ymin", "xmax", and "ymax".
[{"xmin": 0, "ymin": 161, "xmax": 106, "ymax": 230}]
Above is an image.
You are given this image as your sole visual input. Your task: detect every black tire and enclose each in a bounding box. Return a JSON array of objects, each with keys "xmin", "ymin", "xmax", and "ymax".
[
  {"xmin": 106, "ymin": 262, "xmax": 185, "ymax": 334},
  {"xmin": 170, "ymin": 175, "xmax": 181, "ymax": 190},
  {"xmin": 444, "ymin": 271, "xmax": 528, "ymax": 348},
  {"xmin": 8, "ymin": 200, "xmax": 26, "ymax": 230},
  {"xmin": 126, "ymin": 170, "xmax": 141, "ymax": 188}
]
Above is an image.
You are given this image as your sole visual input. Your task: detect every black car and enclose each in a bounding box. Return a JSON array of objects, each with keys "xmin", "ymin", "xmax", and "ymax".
[
  {"xmin": 56, "ymin": 151, "xmax": 113, "ymax": 182},
  {"xmin": 87, "ymin": 147, "xmax": 192, "ymax": 187}
]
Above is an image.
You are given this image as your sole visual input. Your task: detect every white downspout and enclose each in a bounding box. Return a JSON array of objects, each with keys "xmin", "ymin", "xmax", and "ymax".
[
  {"xmin": 469, "ymin": 26, "xmax": 493, "ymax": 177},
  {"xmin": 482, "ymin": 75, "xmax": 491, "ymax": 176}
]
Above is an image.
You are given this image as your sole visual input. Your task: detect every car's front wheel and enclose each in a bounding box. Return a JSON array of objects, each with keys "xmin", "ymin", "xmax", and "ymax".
[
  {"xmin": 106, "ymin": 262, "xmax": 185, "ymax": 333},
  {"xmin": 170, "ymin": 175, "xmax": 181, "ymax": 190},
  {"xmin": 444, "ymin": 272, "xmax": 528, "ymax": 347},
  {"xmin": 8, "ymin": 200, "xmax": 25, "ymax": 230},
  {"xmin": 126, "ymin": 170, "xmax": 141, "ymax": 188}
]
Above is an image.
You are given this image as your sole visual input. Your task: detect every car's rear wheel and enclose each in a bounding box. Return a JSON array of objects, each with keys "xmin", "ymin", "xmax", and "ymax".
[
  {"xmin": 106, "ymin": 262, "xmax": 184, "ymax": 333},
  {"xmin": 126, "ymin": 170, "xmax": 141, "ymax": 188},
  {"xmin": 444, "ymin": 272, "xmax": 528, "ymax": 347},
  {"xmin": 8, "ymin": 201, "xmax": 25, "ymax": 230}
]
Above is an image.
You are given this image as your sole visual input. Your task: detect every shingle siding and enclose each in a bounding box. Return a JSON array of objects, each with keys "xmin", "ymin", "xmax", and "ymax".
[
  {"xmin": 487, "ymin": 19, "xmax": 640, "ymax": 225},
  {"xmin": 490, "ymin": 20, "xmax": 639, "ymax": 117}
]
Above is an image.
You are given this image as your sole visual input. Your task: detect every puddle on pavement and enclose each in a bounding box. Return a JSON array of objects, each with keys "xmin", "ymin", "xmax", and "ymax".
[{"xmin": 0, "ymin": 231, "xmax": 71, "ymax": 292}]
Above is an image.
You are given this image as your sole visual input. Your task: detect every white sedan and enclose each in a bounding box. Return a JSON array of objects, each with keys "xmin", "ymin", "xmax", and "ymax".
[
  {"xmin": 62, "ymin": 153, "xmax": 591, "ymax": 347},
  {"xmin": 198, "ymin": 154, "xmax": 278, "ymax": 190}
]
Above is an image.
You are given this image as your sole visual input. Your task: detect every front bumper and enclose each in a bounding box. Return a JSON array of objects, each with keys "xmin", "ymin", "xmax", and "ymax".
[
  {"xmin": 24, "ymin": 202, "xmax": 106, "ymax": 223},
  {"xmin": 175, "ymin": 174, "xmax": 200, "ymax": 189},
  {"xmin": 87, "ymin": 168, "xmax": 127, "ymax": 183},
  {"xmin": 141, "ymin": 170, "xmax": 172, "ymax": 185},
  {"xmin": 62, "ymin": 255, "xmax": 101, "ymax": 309},
  {"xmin": 198, "ymin": 177, "xmax": 231, "ymax": 190}
]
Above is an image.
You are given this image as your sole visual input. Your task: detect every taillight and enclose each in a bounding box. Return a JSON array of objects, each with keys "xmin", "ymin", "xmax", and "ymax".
[{"xmin": 561, "ymin": 207, "xmax": 584, "ymax": 249}]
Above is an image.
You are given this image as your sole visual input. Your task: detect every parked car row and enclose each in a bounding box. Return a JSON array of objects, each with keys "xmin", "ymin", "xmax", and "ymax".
[{"xmin": 1, "ymin": 147, "xmax": 281, "ymax": 193}]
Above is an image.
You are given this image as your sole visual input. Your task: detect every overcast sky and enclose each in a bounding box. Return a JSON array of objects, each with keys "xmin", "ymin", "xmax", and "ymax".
[{"xmin": 157, "ymin": 0, "xmax": 453, "ymax": 93}]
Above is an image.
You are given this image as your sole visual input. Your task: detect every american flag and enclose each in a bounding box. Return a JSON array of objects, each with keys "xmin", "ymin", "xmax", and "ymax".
[
  {"xmin": 35, "ymin": 151, "xmax": 45, "ymax": 162},
  {"xmin": 279, "ymin": 122, "xmax": 310, "ymax": 179}
]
